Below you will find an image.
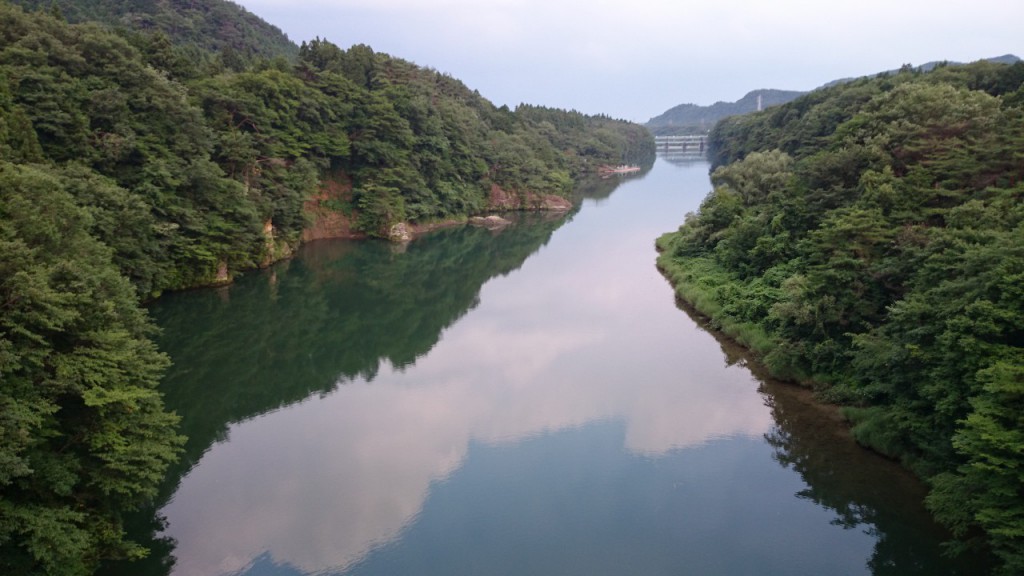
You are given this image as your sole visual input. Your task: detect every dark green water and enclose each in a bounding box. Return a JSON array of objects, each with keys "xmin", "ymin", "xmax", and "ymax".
[{"xmin": 117, "ymin": 159, "xmax": 985, "ymax": 576}]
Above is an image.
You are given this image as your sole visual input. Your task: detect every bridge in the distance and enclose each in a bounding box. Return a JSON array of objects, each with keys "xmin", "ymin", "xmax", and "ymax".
[{"xmin": 654, "ymin": 135, "xmax": 708, "ymax": 160}]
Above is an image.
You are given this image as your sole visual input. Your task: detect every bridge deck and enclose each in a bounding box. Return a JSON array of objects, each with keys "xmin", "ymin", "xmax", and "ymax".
[{"xmin": 654, "ymin": 135, "xmax": 707, "ymax": 155}]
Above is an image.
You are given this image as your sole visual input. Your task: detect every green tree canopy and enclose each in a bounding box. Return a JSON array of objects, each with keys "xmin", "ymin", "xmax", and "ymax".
[{"xmin": 0, "ymin": 163, "xmax": 183, "ymax": 575}]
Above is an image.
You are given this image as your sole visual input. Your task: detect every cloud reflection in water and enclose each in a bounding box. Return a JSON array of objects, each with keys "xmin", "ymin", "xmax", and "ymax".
[{"xmin": 159, "ymin": 162, "xmax": 773, "ymax": 576}]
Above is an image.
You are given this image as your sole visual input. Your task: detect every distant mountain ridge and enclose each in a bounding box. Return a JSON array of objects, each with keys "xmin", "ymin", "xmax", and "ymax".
[
  {"xmin": 10, "ymin": 0, "xmax": 298, "ymax": 60},
  {"xmin": 646, "ymin": 89, "xmax": 806, "ymax": 135},
  {"xmin": 648, "ymin": 54, "xmax": 1022, "ymax": 135}
]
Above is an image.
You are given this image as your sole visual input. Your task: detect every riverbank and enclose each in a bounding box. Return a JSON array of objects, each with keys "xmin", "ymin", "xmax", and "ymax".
[
  {"xmin": 654, "ymin": 236, "xmax": 787, "ymax": 378},
  {"xmin": 185, "ymin": 180, "xmax": 580, "ymax": 293},
  {"xmin": 653, "ymin": 230, "xmax": 1005, "ymax": 571}
]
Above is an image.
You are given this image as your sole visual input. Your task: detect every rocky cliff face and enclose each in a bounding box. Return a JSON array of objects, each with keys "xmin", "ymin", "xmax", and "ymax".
[
  {"xmin": 301, "ymin": 173, "xmax": 365, "ymax": 243},
  {"xmin": 301, "ymin": 178, "xmax": 572, "ymax": 246},
  {"xmin": 260, "ymin": 219, "xmax": 296, "ymax": 268},
  {"xmin": 301, "ymin": 177, "xmax": 577, "ymax": 241},
  {"xmin": 487, "ymin": 183, "xmax": 572, "ymax": 212}
]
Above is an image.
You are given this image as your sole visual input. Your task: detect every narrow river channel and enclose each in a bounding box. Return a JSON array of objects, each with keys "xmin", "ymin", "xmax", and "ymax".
[{"xmin": 116, "ymin": 157, "xmax": 984, "ymax": 576}]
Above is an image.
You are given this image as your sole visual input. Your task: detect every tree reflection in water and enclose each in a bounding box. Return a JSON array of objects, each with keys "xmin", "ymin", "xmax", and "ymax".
[{"xmin": 678, "ymin": 297, "xmax": 993, "ymax": 576}]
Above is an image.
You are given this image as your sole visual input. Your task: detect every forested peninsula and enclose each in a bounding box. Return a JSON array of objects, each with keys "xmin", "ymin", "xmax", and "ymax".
[
  {"xmin": 0, "ymin": 2, "xmax": 653, "ymax": 573},
  {"xmin": 657, "ymin": 61, "xmax": 1024, "ymax": 572}
]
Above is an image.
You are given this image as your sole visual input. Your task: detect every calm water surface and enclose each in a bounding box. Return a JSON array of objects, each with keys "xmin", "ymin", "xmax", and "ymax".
[{"xmin": 119, "ymin": 158, "xmax": 983, "ymax": 576}]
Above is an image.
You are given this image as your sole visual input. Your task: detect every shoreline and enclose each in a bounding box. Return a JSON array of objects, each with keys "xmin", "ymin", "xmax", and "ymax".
[{"xmin": 163, "ymin": 202, "xmax": 575, "ymax": 297}]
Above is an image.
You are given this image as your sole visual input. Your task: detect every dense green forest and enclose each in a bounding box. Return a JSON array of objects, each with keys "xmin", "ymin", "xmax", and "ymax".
[
  {"xmin": 0, "ymin": 2, "xmax": 653, "ymax": 573},
  {"xmin": 657, "ymin": 61, "xmax": 1024, "ymax": 573},
  {"xmin": 0, "ymin": 2, "xmax": 653, "ymax": 297},
  {"xmin": 10, "ymin": 0, "xmax": 297, "ymax": 63}
]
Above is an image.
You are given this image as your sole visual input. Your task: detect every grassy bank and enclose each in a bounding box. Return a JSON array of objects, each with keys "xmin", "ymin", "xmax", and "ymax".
[{"xmin": 655, "ymin": 233, "xmax": 788, "ymax": 380}]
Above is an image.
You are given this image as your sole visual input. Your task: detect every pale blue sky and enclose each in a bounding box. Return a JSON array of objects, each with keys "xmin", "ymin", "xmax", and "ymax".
[{"xmin": 234, "ymin": 0, "xmax": 1022, "ymax": 122}]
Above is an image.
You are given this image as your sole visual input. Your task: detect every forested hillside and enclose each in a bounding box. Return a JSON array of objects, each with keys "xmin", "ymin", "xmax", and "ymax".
[
  {"xmin": 657, "ymin": 61, "xmax": 1024, "ymax": 573},
  {"xmin": 9, "ymin": 0, "xmax": 297, "ymax": 63},
  {"xmin": 0, "ymin": 3, "xmax": 653, "ymax": 574},
  {"xmin": 0, "ymin": 3, "xmax": 653, "ymax": 296}
]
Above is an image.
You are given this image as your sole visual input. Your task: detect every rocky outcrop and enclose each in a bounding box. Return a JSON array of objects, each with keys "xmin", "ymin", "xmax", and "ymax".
[
  {"xmin": 302, "ymin": 173, "xmax": 366, "ymax": 242},
  {"xmin": 260, "ymin": 219, "xmax": 296, "ymax": 267},
  {"xmin": 469, "ymin": 215, "xmax": 512, "ymax": 230},
  {"xmin": 487, "ymin": 183, "xmax": 571, "ymax": 212},
  {"xmin": 208, "ymin": 177, "xmax": 575, "ymax": 289},
  {"xmin": 388, "ymin": 222, "xmax": 412, "ymax": 242},
  {"xmin": 408, "ymin": 219, "xmax": 462, "ymax": 236},
  {"xmin": 302, "ymin": 210, "xmax": 362, "ymax": 242},
  {"xmin": 213, "ymin": 260, "xmax": 231, "ymax": 285},
  {"xmin": 302, "ymin": 178, "xmax": 570, "ymax": 246}
]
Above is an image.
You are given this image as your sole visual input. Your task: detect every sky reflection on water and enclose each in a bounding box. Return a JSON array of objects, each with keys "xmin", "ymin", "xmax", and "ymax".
[{"xmin": 144, "ymin": 160, "xmax": 975, "ymax": 576}]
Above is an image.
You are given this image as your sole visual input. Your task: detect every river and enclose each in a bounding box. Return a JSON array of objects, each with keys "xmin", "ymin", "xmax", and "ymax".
[{"xmin": 116, "ymin": 157, "xmax": 984, "ymax": 576}]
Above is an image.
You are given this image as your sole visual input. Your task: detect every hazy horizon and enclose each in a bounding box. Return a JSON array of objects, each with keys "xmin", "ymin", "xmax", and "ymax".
[{"xmin": 234, "ymin": 0, "xmax": 1021, "ymax": 123}]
